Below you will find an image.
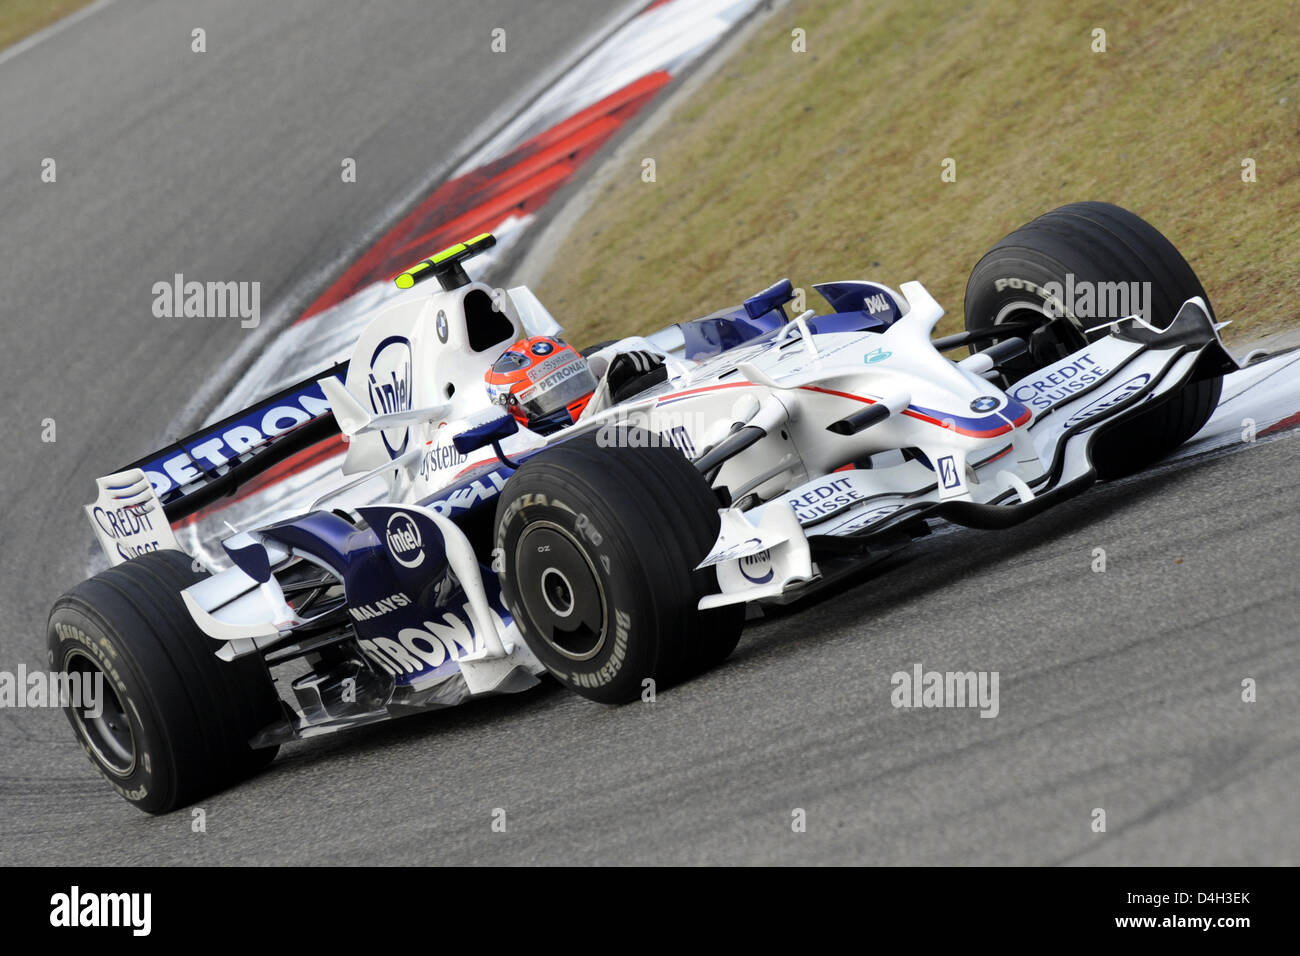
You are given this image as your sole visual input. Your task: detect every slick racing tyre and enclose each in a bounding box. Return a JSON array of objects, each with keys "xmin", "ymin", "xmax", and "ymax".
[
  {"xmin": 47, "ymin": 550, "xmax": 283, "ymax": 814},
  {"xmin": 494, "ymin": 430, "xmax": 744, "ymax": 704},
  {"xmin": 964, "ymin": 202, "xmax": 1222, "ymax": 479}
]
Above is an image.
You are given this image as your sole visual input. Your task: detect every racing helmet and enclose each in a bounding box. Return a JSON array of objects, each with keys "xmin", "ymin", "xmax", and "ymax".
[{"xmin": 485, "ymin": 336, "xmax": 597, "ymax": 435}]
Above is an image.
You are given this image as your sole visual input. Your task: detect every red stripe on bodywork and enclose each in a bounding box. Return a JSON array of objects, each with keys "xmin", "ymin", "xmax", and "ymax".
[
  {"xmin": 656, "ymin": 381, "xmax": 756, "ymax": 403},
  {"xmin": 799, "ymin": 384, "xmax": 1026, "ymax": 438},
  {"xmin": 900, "ymin": 407, "xmax": 1017, "ymax": 438},
  {"xmin": 799, "ymin": 384, "xmax": 878, "ymax": 404},
  {"xmin": 977, "ymin": 444, "xmax": 1014, "ymax": 466}
]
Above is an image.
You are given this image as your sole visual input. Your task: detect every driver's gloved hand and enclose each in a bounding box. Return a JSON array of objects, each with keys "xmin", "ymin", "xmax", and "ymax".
[{"xmin": 606, "ymin": 350, "xmax": 667, "ymax": 403}]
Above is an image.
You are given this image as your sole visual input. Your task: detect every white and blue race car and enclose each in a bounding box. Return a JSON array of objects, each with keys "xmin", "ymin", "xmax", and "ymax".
[{"xmin": 49, "ymin": 202, "xmax": 1237, "ymax": 812}]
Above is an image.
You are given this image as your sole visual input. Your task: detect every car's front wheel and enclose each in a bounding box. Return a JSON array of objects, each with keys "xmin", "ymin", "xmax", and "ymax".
[
  {"xmin": 964, "ymin": 202, "xmax": 1223, "ymax": 478},
  {"xmin": 494, "ymin": 430, "xmax": 744, "ymax": 704}
]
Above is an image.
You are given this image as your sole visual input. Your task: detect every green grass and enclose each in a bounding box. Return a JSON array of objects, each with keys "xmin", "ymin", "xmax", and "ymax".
[
  {"xmin": 0, "ymin": 0, "xmax": 97, "ymax": 52},
  {"xmin": 537, "ymin": 0, "xmax": 1300, "ymax": 347}
]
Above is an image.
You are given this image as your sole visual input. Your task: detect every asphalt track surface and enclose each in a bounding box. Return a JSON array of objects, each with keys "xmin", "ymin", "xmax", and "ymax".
[{"xmin": 2, "ymin": 3, "xmax": 1297, "ymax": 865}]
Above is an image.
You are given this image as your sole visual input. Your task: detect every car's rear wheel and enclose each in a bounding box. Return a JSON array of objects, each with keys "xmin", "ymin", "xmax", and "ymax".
[
  {"xmin": 964, "ymin": 202, "xmax": 1222, "ymax": 478},
  {"xmin": 494, "ymin": 430, "xmax": 744, "ymax": 703},
  {"xmin": 47, "ymin": 550, "xmax": 283, "ymax": 814}
]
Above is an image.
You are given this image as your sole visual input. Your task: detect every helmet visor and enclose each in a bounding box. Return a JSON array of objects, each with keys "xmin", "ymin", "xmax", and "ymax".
[{"xmin": 514, "ymin": 355, "xmax": 597, "ymax": 422}]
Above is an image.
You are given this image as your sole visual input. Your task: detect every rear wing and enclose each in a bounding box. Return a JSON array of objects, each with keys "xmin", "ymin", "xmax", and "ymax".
[{"xmin": 86, "ymin": 362, "xmax": 347, "ymax": 564}]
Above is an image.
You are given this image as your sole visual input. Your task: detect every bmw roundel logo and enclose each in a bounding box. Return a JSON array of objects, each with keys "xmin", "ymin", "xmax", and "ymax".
[
  {"xmin": 531, "ymin": 341, "xmax": 554, "ymax": 355},
  {"xmin": 970, "ymin": 395, "xmax": 1000, "ymax": 413},
  {"xmin": 435, "ymin": 310, "xmax": 448, "ymax": 344}
]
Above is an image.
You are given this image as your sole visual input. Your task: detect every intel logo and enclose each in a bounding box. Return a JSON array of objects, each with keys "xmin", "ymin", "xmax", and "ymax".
[
  {"xmin": 385, "ymin": 512, "xmax": 424, "ymax": 569},
  {"xmin": 367, "ymin": 335, "xmax": 413, "ymax": 458},
  {"xmin": 739, "ymin": 549, "xmax": 774, "ymax": 584},
  {"xmin": 1064, "ymin": 373, "xmax": 1150, "ymax": 429}
]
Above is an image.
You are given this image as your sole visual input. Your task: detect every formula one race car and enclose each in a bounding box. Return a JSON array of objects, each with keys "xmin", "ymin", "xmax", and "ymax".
[{"xmin": 49, "ymin": 203, "xmax": 1237, "ymax": 812}]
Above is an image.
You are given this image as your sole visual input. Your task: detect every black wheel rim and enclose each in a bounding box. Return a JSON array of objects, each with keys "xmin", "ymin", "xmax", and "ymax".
[
  {"xmin": 65, "ymin": 649, "xmax": 136, "ymax": 776},
  {"xmin": 989, "ymin": 299, "xmax": 1089, "ymax": 375},
  {"xmin": 515, "ymin": 522, "xmax": 607, "ymax": 661}
]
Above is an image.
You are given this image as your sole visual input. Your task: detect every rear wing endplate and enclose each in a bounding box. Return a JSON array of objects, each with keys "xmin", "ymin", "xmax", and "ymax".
[{"xmin": 86, "ymin": 362, "xmax": 348, "ymax": 564}]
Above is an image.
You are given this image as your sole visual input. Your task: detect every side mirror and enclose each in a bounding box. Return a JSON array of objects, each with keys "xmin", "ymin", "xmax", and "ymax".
[
  {"xmin": 743, "ymin": 278, "xmax": 795, "ymax": 320},
  {"xmin": 452, "ymin": 409, "xmax": 519, "ymax": 458}
]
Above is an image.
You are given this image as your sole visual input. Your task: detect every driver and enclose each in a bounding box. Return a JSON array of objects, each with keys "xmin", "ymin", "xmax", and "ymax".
[{"xmin": 485, "ymin": 336, "xmax": 667, "ymax": 435}]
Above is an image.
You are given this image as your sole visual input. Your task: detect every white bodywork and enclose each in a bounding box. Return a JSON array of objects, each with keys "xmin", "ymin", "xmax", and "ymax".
[{"xmin": 85, "ymin": 269, "xmax": 1231, "ymax": 717}]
